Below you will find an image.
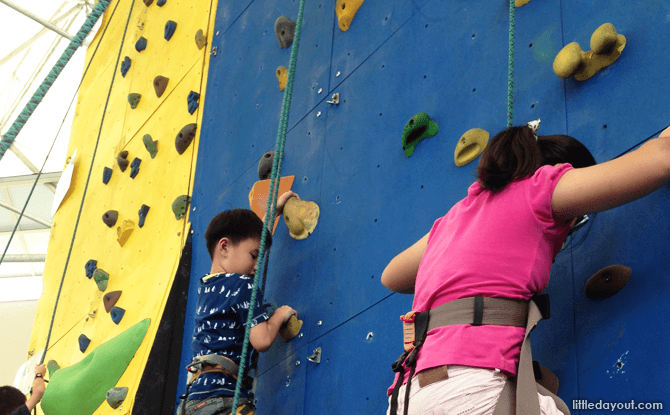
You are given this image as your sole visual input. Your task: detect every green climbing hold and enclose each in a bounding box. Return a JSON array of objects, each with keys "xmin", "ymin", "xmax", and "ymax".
[
  {"xmin": 142, "ymin": 135, "xmax": 158, "ymax": 158},
  {"xmin": 175, "ymin": 123, "xmax": 197, "ymax": 155},
  {"xmin": 93, "ymin": 269, "xmax": 109, "ymax": 292},
  {"xmin": 128, "ymin": 93, "xmax": 141, "ymax": 109},
  {"xmin": 172, "ymin": 195, "xmax": 190, "ymax": 220},
  {"xmin": 47, "ymin": 360, "xmax": 60, "ymax": 377},
  {"xmin": 41, "ymin": 319, "xmax": 150, "ymax": 415},
  {"xmin": 401, "ymin": 112, "xmax": 439, "ymax": 157},
  {"xmin": 106, "ymin": 387, "xmax": 129, "ymax": 409}
]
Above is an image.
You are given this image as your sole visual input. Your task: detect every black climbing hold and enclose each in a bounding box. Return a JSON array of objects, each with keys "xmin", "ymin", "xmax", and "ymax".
[
  {"xmin": 138, "ymin": 204, "xmax": 150, "ymax": 228},
  {"xmin": 135, "ymin": 37, "xmax": 147, "ymax": 52},
  {"xmin": 153, "ymin": 76, "xmax": 169, "ymax": 98},
  {"xmin": 143, "ymin": 0, "xmax": 153, "ymax": 5},
  {"xmin": 102, "ymin": 210, "xmax": 118, "ymax": 228},
  {"xmin": 128, "ymin": 93, "xmax": 141, "ymax": 109},
  {"xmin": 106, "ymin": 387, "xmax": 129, "ymax": 409},
  {"xmin": 110, "ymin": 307, "xmax": 125, "ymax": 325},
  {"xmin": 258, "ymin": 151, "xmax": 275, "ymax": 180},
  {"xmin": 143, "ymin": 134, "xmax": 158, "ymax": 158},
  {"xmin": 195, "ymin": 29, "xmax": 206, "ymax": 49},
  {"xmin": 187, "ymin": 91, "xmax": 200, "ymax": 115},
  {"xmin": 120, "ymin": 57, "xmax": 131, "ymax": 77},
  {"xmin": 117, "ymin": 151, "xmax": 129, "ymax": 172},
  {"xmin": 78, "ymin": 334, "xmax": 91, "ymax": 353},
  {"xmin": 130, "ymin": 158, "xmax": 142, "ymax": 179},
  {"xmin": 156, "ymin": 0, "xmax": 166, "ymax": 6},
  {"xmin": 103, "ymin": 291, "xmax": 122, "ymax": 313},
  {"xmin": 164, "ymin": 20, "xmax": 177, "ymax": 41},
  {"xmin": 584, "ymin": 265, "xmax": 632, "ymax": 299},
  {"xmin": 85, "ymin": 259, "xmax": 97, "ymax": 279},
  {"xmin": 275, "ymin": 16, "xmax": 296, "ymax": 49},
  {"xmin": 172, "ymin": 195, "xmax": 190, "ymax": 220},
  {"xmin": 175, "ymin": 123, "xmax": 197, "ymax": 155},
  {"xmin": 103, "ymin": 167, "xmax": 113, "ymax": 184}
]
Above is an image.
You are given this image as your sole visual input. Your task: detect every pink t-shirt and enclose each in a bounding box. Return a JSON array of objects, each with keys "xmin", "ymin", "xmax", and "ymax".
[{"xmin": 388, "ymin": 164, "xmax": 574, "ymax": 394}]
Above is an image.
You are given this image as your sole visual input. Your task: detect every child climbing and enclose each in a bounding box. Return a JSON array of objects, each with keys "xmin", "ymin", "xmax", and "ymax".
[
  {"xmin": 0, "ymin": 364, "xmax": 47, "ymax": 415},
  {"xmin": 178, "ymin": 191, "xmax": 299, "ymax": 415},
  {"xmin": 381, "ymin": 124, "xmax": 670, "ymax": 415}
]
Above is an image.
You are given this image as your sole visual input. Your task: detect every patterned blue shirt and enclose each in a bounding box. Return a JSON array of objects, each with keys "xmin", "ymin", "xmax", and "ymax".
[{"xmin": 187, "ymin": 273, "xmax": 269, "ymax": 400}]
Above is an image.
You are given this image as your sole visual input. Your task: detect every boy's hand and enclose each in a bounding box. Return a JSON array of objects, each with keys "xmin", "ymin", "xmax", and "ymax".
[
  {"xmin": 275, "ymin": 191, "xmax": 299, "ymax": 217},
  {"xmin": 32, "ymin": 364, "xmax": 47, "ymax": 398},
  {"xmin": 35, "ymin": 364, "xmax": 46, "ymax": 376},
  {"xmin": 275, "ymin": 305, "xmax": 297, "ymax": 324}
]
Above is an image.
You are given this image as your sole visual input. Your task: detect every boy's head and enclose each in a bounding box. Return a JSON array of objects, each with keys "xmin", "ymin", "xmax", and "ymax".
[
  {"xmin": 205, "ymin": 209, "xmax": 272, "ymax": 276},
  {"xmin": 0, "ymin": 386, "xmax": 26, "ymax": 415}
]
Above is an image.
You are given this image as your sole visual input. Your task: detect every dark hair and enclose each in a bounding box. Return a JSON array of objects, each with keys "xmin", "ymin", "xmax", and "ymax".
[
  {"xmin": 477, "ymin": 126, "xmax": 596, "ymax": 191},
  {"xmin": 204, "ymin": 208, "xmax": 272, "ymax": 260},
  {"xmin": 0, "ymin": 386, "xmax": 26, "ymax": 415}
]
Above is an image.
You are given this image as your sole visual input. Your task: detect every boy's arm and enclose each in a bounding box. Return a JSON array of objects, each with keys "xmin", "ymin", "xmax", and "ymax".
[
  {"xmin": 249, "ymin": 306, "xmax": 296, "ymax": 352},
  {"xmin": 26, "ymin": 364, "xmax": 47, "ymax": 411}
]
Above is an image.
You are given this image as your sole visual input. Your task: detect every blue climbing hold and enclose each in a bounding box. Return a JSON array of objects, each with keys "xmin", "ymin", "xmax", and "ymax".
[
  {"xmin": 138, "ymin": 204, "xmax": 150, "ymax": 228},
  {"xmin": 187, "ymin": 91, "xmax": 200, "ymax": 115},
  {"xmin": 164, "ymin": 21, "xmax": 177, "ymax": 41},
  {"xmin": 110, "ymin": 307, "xmax": 125, "ymax": 325},
  {"xmin": 85, "ymin": 260, "xmax": 97, "ymax": 279},
  {"xmin": 157, "ymin": 0, "xmax": 166, "ymax": 6},
  {"xmin": 135, "ymin": 37, "xmax": 147, "ymax": 52},
  {"xmin": 103, "ymin": 167, "xmax": 112, "ymax": 184},
  {"xmin": 78, "ymin": 334, "xmax": 91, "ymax": 353},
  {"xmin": 120, "ymin": 57, "xmax": 131, "ymax": 77},
  {"xmin": 130, "ymin": 158, "xmax": 141, "ymax": 179}
]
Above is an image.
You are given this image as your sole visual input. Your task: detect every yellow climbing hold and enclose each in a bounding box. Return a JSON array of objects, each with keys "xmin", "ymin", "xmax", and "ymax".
[
  {"xmin": 117, "ymin": 220, "xmax": 135, "ymax": 247},
  {"xmin": 553, "ymin": 23, "xmax": 626, "ymax": 81},
  {"xmin": 276, "ymin": 66, "xmax": 288, "ymax": 91},
  {"xmin": 515, "ymin": 0, "xmax": 532, "ymax": 7},
  {"xmin": 279, "ymin": 315, "xmax": 303, "ymax": 342},
  {"xmin": 454, "ymin": 128, "xmax": 489, "ymax": 167},
  {"xmin": 336, "ymin": 0, "xmax": 364, "ymax": 32},
  {"xmin": 282, "ymin": 196, "xmax": 319, "ymax": 240}
]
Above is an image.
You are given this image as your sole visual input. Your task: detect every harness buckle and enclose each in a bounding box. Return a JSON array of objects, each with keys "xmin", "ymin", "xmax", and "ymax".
[{"xmin": 400, "ymin": 311, "xmax": 420, "ymax": 351}]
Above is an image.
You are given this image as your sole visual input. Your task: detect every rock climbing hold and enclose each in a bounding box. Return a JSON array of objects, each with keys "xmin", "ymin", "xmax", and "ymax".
[
  {"xmin": 454, "ymin": 128, "xmax": 490, "ymax": 167},
  {"xmin": 164, "ymin": 20, "xmax": 177, "ymax": 41},
  {"xmin": 117, "ymin": 220, "xmax": 135, "ymax": 247},
  {"xmin": 120, "ymin": 57, "xmax": 131, "ymax": 77},
  {"xmin": 138, "ymin": 204, "xmax": 150, "ymax": 228},
  {"xmin": 106, "ymin": 387, "xmax": 129, "ymax": 409},
  {"xmin": 553, "ymin": 23, "xmax": 625, "ymax": 81},
  {"xmin": 103, "ymin": 167, "xmax": 113, "ymax": 184},
  {"xmin": 276, "ymin": 66, "xmax": 288, "ymax": 91},
  {"xmin": 274, "ymin": 16, "xmax": 296, "ymax": 49},
  {"xmin": 103, "ymin": 291, "xmax": 122, "ymax": 313},
  {"xmin": 47, "ymin": 360, "xmax": 60, "ymax": 377},
  {"xmin": 93, "ymin": 269, "xmax": 109, "ymax": 292},
  {"xmin": 117, "ymin": 151, "xmax": 129, "ymax": 172},
  {"xmin": 142, "ymin": 134, "xmax": 158, "ymax": 158},
  {"xmin": 85, "ymin": 259, "xmax": 97, "ymax": 279},
  {"xmin": 128, "ymin": 93, "xmax": 141, "ymax": 109},
  {"xmin": 187, "ymin": 91, "xmax": 200, "ymax": 115},
  {"xmin": 258, "ymin": 151, "xmax": 275, "ymax": 180},
  {"xmin": 279, "ymin": 315, "xmax": 303, "ymax": 342},
  {"xmin": 195, "ymin": 29, "xmax": 207, "ymax": 49},
  {"xmin": 110, "ymin": 307, "xmax": 126, "ymax": 325},
  {"xmin": 172, "ymin": 195, "xmax": 190, "ymax": 220},
  {"xmin": 584, "ymin": 264, "xmax": 631, "ymax": 299},
  {"xmin": 157, "ymin": 0, "xmax": 166, "ymax": 6},
  {"xmin": 175, "ymin": 123, "xmax": 197, "ymax": 155},
  {"xmin": 336, "ymin": 0, "xmax": 364, "ymax": 32},
  {"xmin": 78, "ymin": 334, "xmax": 91, "ymax": 353},
  {"xmin": 153, "ymin": 76, "xmax": 169, "ymax": 98},
  {"xmin": 135, "ymin": 36, "xmax": 147, "ymax": 52},
  {"xmin": 102, "ymin": 210, "xmax": 118, "ymax": 228},
  {"xmin": 515, "ymin": 0, "xmax": 532, "ymax": 7},
  {"xmin": 401, "ymin": 113, "xmax": 439, "ymax": 157},
  {"xmin": 143, "ymin": 0, "xmax": 153, "ymax": 6},
  {"xmin": 283, "ymin": 197, "xmax": 319, "ymax": 240},
  {"xmin": 130, "ymin": 157, "xmax": 141, "ymax": 179}
]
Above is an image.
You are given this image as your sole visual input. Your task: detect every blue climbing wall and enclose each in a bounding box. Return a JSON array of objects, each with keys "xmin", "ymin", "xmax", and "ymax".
[{"xmin": 177, "ymin": 0, "xmax": 670, "ymax": 413}]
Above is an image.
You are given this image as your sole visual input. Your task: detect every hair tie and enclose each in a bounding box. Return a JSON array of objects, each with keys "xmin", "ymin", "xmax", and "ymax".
[{"xmin": 527, "ymin": 119, "xmax": 541, "ymax": 140}]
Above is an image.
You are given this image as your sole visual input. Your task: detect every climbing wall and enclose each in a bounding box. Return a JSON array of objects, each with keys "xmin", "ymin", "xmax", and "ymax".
[
  {"xmin": 25, "ymin": 0, "xmax": 217, "ymax": 413},
  {"xmin": 176, "ymin": 0, "xmax": 670, "ymax": 414}
]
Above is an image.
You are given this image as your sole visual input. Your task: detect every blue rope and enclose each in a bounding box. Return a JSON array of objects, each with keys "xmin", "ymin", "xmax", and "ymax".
[
  {"xmin": 507, "ymin": 0, "xmax": 515, "ymax": 127},
  {"xmin": 0, "ymin": 0, "xmax": 111, "ymax": 161},
  {"xmin": 231, "ymin": 0, "xmax": 306, "ymax": 411}
]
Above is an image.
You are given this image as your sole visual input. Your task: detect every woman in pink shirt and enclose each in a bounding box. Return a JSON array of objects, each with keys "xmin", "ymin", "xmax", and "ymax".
[{"xmin": 382, "ymin": 124, "xmax": 670, "ymax": 415}]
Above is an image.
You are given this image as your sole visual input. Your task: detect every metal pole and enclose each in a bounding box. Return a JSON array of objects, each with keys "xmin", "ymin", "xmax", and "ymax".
[
  {"xmin": 1, "ymin": 254, "xmax": 46, "ymax": 263},
  {"xmin": 0, "ymin": 201, "xmax": 52, "ymax": 228},
  {"xmin": 0, "ymin": 0, "xmax": 75, "ymax": 41}
]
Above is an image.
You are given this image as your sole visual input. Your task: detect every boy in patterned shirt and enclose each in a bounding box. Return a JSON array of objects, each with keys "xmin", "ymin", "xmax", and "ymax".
[{"xmin": 179, "ymin": 192, "xmax": 298, "ymax": 415}]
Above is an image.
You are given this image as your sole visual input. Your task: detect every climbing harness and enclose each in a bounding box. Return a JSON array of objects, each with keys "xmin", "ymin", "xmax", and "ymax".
[{"xmin": 389, "ymin": 295, "xmax": 571, "ymax": 415}]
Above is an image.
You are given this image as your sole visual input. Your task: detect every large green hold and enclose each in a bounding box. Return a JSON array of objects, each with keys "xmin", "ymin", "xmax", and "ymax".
[
  {"xmin": 401, "ymin": 112, "xmax": 439, "ymax": 157},
  {"xmin": 41, "ymin": 319, "xmax": 151, "ymax": 415}
]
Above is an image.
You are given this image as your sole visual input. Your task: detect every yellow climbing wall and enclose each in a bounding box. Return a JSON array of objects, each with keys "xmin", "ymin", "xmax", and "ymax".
[{"xmin": 27, "ymin": 0, "xmax": 217, "ymax": 413}]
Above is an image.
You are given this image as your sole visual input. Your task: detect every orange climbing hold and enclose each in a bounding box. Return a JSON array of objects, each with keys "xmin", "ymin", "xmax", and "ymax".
[
  {"xmin": 276, "ymin": 66, "xmax": 288, "ymax": 91},
  {"xmin": 248, "ymin": 176, "xmax": 294, "ymax": 234},
  {"xmin": 336, "ymin": 0, "xmax": 364, "ymax": 32}
]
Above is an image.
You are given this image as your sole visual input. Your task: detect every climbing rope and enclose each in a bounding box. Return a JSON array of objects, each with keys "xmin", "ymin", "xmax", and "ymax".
[
  {"xmin": 507, "ymin": 0, "xmax": 515, "ymax": 127},
  {"xmin": 0, "ymin": 0, "xmax": 111, "ymax": 161},
  {"xmin": 231, "ymin": 0, "xmax": 307, "ymax": 411}
]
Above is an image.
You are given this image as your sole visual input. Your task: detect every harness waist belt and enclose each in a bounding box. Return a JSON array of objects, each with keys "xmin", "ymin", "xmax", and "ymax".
[{"xmin": 427, "ymin": 296, "xmax": 529, "ymax": 331}]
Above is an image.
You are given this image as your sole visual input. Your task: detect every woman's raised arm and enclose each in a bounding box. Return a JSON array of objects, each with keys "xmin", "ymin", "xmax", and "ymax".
[{"xmin": 381, "ymin": 232, "xmax": 430, "ymax": 294}]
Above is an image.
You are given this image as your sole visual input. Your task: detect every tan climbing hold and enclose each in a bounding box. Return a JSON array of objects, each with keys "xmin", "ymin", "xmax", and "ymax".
[
  {"xmin": 584, "ymin": 264, "xmax": 631, "ymax": 299},
  {"xmin": 195, "ymin": 29, "xmax": 207, "ymax": 50},
  {"xmin": 515, "ymin": 0, "xmax": 532, "ymax": 7},
  {"xmin": 553, "ymin": 23, "xmax": 626, "ymax": 81},
  {"xmin": 283, "ymin": 197, "xmax": 319, "ymax": 240},
  {"xmin": 276, "ymin": 66, "xmax": 288, "ymax": 91},
  {"xmin": 336, "ymin": 0, "xmax": 364, "ymax": 32},
  {"xmin": 279, "ymin": 315, "xmax": 303, "ymax": 342},
  {"xmin": 117, "ymin": 220, "xmax": 135, "ymax": 247},
  {"xmin": 454, "ymin": 128, "xmax": 489, "ymax": 167}
]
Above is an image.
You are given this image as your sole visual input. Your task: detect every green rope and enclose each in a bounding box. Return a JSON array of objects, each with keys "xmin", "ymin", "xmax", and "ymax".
[
  {"xmin": 0, "ymin": 0, "xmax": 111, "ymax": 161},
  {"xmin": 507, "ymin": 0, "xmax": 515, "ymax": 127},
  {"xmin": 231, "ymin": 0, "xmax": 306, "ymax": 411}
]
